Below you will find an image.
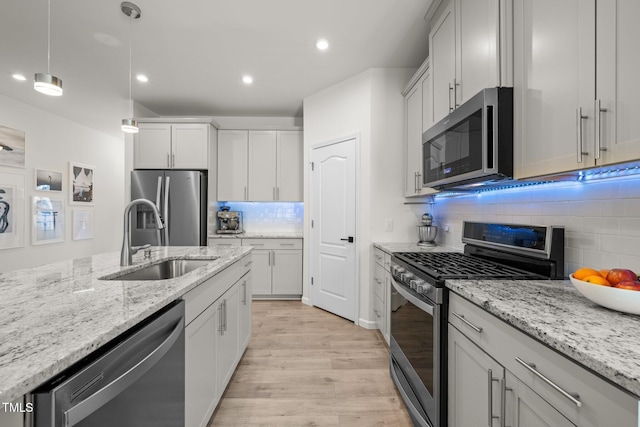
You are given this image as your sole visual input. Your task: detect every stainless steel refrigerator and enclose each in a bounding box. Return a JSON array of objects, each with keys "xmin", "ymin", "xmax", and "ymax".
[{"xmin": 131, "ymin": 170, "xmax": 207, "ymax": 246}]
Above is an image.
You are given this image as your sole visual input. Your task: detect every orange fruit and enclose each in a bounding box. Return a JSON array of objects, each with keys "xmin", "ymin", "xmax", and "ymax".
[
  {"xmin": 573, "ymin": 267, "xmax": 600, "ymax": 280},
  {"xmin": 599, "ymin": 269, "xmax": 610, "ymax": 278},
  {"xmin": 583, "ymin": 275, "xmax": 611, "ymax": 287}
]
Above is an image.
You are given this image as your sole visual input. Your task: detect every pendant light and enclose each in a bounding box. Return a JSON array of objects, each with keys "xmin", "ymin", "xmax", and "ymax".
[
  {"xmin": 34, "ymin": 0, "xmax": 63, "ymax": 96},
  {"xmin": 121, "ymin": 2, "xmax": 141, "ymax": 134}
]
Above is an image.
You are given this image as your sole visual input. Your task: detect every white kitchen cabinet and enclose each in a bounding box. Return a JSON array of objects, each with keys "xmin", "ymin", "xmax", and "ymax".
[
  {"xmin": 448, "ymin": 292, "xmax": 638, "ymax": 427},
  {"xmin": 242, "ymin": 238, "xmax": 302, "ymax": 298},
  {"xmin": 134, "ymin": 123, "xmax": 209, "ymax": 170},
  {"xmin": 183, "ymin": 254, "xmax": 251, "ymax": 427},
  {"xmin": 248, "ymin": 131, "xmax": 277, "ymax": 201},
  {"xmin": 403, "ymin": 60, "xmax": 438, "ymax": 197},
  {"xmin": 218, "ymin": 130, "xmax": 303, "ymax": 201},
  {"xmin": 185, "ymin": 301, "xmax": 219, "ymax": 427},
  {"xmin": 277, "ymin": 131, "xmax": 304, "ymax": 201},
  {"xmin": 217, "ymin": 130, "xmax": 249, "ymax": 201},
  {"xmin": 372, "ymin": 247, "xmax": 394, "ymax": 344},
  {"xmin": 513, "ymin": 0, "xmax": 596, "ymax": 178},
  {"xmin": 595, "ymin": 0, "xmax": 640, "ymax": 165},
  {"xmin": 429, "ymin": 0, "xmax": 505, "ymax": 124}
]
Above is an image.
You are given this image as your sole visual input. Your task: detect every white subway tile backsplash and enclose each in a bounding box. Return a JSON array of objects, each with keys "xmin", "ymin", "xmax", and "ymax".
[
  {"xmin": 433, "ymin": 176, "xmax": 640, "ymax": 275},
  {"xmin": 216, "ymin": 202, "xmax": 303, "ymax": 233}
]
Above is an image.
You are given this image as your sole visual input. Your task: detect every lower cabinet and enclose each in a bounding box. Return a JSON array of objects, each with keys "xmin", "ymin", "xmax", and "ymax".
[
  {"xmin": 448, "ymin": 292, "xmax": 638, "ymax": 427},
  {"xmin": 373, "ymin": 247, "xmax": 392, "ymax": 344},
  {"xmin": 184, "ymin": 254, "xmax": 252, "ymax": 427},
  {"xmin": 243, "ymin": 239, "xmax": 302, "ymax": 298}
]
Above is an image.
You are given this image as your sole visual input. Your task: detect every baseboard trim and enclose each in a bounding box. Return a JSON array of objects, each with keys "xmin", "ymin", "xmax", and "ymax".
[
  {"xmin": 301, "ymin": 296, "xmax": 311, "ymax": 306},
  {"xmin": 359, "ymin": 318, "xmax": 378, "ymax": 330}
]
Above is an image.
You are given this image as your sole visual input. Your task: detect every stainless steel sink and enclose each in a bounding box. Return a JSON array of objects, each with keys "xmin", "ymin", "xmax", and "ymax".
[{"xmin": 102, "ymin": 259, "xmax": 214, "ymax": 281}]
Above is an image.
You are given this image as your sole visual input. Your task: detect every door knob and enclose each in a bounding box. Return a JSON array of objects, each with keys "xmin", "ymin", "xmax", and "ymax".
[{"xmin": 340, "ymin": 237, "xmax": 354, "ymax": 243}]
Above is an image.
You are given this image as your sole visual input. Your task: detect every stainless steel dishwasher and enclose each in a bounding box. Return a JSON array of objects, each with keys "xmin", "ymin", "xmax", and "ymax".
[{"xmin": 31, "ymin": 300, "xmax": 185, "ymax": 427}]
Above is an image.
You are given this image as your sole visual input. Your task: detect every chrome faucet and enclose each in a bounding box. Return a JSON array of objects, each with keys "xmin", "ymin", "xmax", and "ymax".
[{"xmin": 121, "ymin": 198, "xmax": 165, "ymax": 266}]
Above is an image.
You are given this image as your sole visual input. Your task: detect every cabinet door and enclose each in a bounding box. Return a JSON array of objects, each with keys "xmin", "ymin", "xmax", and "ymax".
[
  {"xmin": 172, "ymin": 124, "xmax": 209, "ymax": 169},
  {"xmin": 405, "ymin": 83, "xmax": 423, "ymax": 197},
  {"xmin": 596, "ymin": 0, "xmax": 640, "ymax": 165},
  {"xmin": 272, "ymin": 250, "xmax": 302, "ymax": 295},
  {"xmin": 250, "ymin": 249, "xmax": 272, "ymax": 295},
  {"xmin": 277, "ymin": 131, "xmax": 303, "ymax": 201},
  {"xmin": 217, "ymin": 130, "xmax": 248, "ymax": 201},
  {"xmin": 513, "ymin": 0, "xmax": 596, "ymax": 179},
  {"xmin": 430, "ymin": 1, "xmax": 457, "ymax": 124},
  {"xmin": 448, "ymin": 325, "xmax": 505, "ymax": 427},
  {"xmin": 216, "ymin": 284, "xmax": 240, "ymax": 394},
  {"xmin": 248, "ymin": 130, "xmax": 277, "ymax": 201},
  {"xmin": 134, "ymin": 123, "xmax": 172, "ymax": 169},
  {"xmin": 505, "ymin": 371, "xmax": 576, "ymax": 427},
  {"xmin": 456, "ymin": 0, "xmax": 500, "ymax": 105},
  {"xmin": 185, "ymin": 303, "xmax": 218, "ymax": 427},
  {"xmin": 238, "ymin": 272, "xmax": 252, "ymax": 351}
]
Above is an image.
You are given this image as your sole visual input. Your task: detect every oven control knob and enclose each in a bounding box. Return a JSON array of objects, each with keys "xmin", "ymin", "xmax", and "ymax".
[
  {"xmin": 417, "ymin": 283, "xmax": 432, "ymax": 294},
  {"xmin": 400, "ymin": 272, "xmax": 414, "ymax": 282},
  {"xmin": 392, "ymin": 266, "xmax": 405, "ymax": 276},
  {"xmin": 409, "ymin": 279, "xmax": 423, "ymax": 290}
]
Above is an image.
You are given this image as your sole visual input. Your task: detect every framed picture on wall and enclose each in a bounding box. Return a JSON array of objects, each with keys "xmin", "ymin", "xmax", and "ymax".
[
  {"xmin": 32, "ymin": 196, "xmax": 65, "ymax": 245},
  {"xmin": 69, "ymin": 162, "xmax": 94, "ymax": 205},
  {"xmin": 0, "ymin": 172, "xmax": 25, "ymax": 250},
  {"xmin": 0, "ymin": 125, "xmax": 26, "ymax": 168},
  {"xmin": 72, "ymin": 209, "xmax": 93, "ymax": 240},
  {"xmin": 35, "ymin": 169, "xmax": 63, "ymax": 192}
]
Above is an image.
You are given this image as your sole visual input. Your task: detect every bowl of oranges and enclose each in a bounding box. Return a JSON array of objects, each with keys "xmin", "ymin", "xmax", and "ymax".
[{"xmin": 570, "ymin": 267, "xmax": 640, "ymax": 315}]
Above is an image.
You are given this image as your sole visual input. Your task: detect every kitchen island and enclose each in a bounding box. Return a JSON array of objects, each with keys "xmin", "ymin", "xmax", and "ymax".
[{"xmin": 0, "ymin": 245, "xmax": 252, "ymax": 405}]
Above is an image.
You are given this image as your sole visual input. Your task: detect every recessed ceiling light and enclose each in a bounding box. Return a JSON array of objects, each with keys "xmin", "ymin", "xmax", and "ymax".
[
  {"xmin": 12, "ymin": 74, "xmax": 27, "ymax": 81},
  {"xmin": 316, "ymin": 39, "xmax": 329, "ymax": 51},
  {"xmin": 136, "ymin": 74, "xmax": 148, "ymax": 82},
  {"xmin": 242, "ymin": 75, "xmax": 253, "ymax": 84}
]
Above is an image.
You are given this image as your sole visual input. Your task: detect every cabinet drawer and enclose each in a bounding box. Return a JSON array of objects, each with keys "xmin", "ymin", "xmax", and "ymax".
[
  {"xmin": 242, "ymin": 238, "xmax": 302, "ymax": 250},
  {"xmin": 208, "ymin": 238, "xmax": 242, "ymax": 248},
  {"xmin": 374, "ymin": 294, "xmax": 384, "ymax": 327},
  {"xmin": 383, "ymin": 253, "xmax": 391, "ymax": 272},
  {"xmin": 449, "ymin": 292, "xmax": 638, "ymax": 426},
  {"xmin": 373, "ymin": 262, "xmax": 385, "ymax": 300},
  {"xmin": 183, "ymin": 254, "xmax": 251, "ymax": 325},
  {"xmin": 373, "ymin": 247, "xmax": 385, "ymax": 266}
]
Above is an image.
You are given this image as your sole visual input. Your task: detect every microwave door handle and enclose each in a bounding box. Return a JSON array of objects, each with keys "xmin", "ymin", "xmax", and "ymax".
[{"xmin": 485, "ymin": 104, "xmax": 496, "ymax": 172}]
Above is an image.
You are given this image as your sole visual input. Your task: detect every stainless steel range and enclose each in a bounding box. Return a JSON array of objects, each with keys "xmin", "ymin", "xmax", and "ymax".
[{"xmin": 389, "ymin": 221, "xmax": 565, "ymax": 427}]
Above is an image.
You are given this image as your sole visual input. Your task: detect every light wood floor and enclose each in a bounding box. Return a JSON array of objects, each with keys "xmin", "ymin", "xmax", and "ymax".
[{"xmin": 208, "ymin": 300, "xmax": 413, "ymax": 427}]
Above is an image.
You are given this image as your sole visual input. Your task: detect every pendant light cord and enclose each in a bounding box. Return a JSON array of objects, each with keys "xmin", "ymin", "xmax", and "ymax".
[
  {"xmin": 128, "ymin": 13, "xmax": 133, "ymax": 117},
  {"xmin": 47, "ymin": 0, "xmax": 51, "ymax": 73}
]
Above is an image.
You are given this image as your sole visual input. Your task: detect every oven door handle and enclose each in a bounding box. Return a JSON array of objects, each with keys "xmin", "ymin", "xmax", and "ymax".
[{"xmin": 392, "ymin": 278, "xmax": 434, "ymax": 315}]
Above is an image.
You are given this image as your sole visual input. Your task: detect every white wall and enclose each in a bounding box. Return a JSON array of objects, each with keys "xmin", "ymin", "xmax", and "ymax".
[
  {"xmin": 433, "ymin": 175, "xmax": 640, "ymax": 275},
  {"xmin": 0, "ymin": 94, "xmax": 125, "ymax": 272},
  {"xmin": 303, "ymin": 67, "xmax": 419, "ymax": 327}
]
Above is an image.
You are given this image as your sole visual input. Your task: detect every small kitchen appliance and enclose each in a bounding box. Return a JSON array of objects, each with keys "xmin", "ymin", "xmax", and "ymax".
[
  {"xmin": 417, "ymin": 213, "xmax": 438, "ymax": 246},
  {"xmin": 390, "ymin": 221, "xmax": 564, "ymax": 427},
  {"xmin": 216, "ymin": 206, "xmax": 243, "ymax": 234}
]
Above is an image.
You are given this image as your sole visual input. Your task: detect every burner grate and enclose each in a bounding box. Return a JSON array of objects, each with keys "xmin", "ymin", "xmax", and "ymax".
[{"xmin": 396, "ymin": 252, "xmax": 539, "ymax": 280}]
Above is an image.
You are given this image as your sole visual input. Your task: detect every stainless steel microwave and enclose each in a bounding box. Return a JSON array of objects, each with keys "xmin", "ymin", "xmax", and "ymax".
[{"xmin": 422, "ymin": 87, "xmax": 513, "ymax": 190}]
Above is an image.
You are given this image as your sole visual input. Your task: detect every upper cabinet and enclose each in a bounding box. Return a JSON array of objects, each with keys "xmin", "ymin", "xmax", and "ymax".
[
  {"xmin": 403, "ymin": 62, "xmax": 438, "ymax": 197},
  {"xmin": 218, "ymin": 130, "xmax": 303, "ymax": 202},
  {"xmin": 429, "ymin": 0, "xmax": 508, "ymax": 124},
  {"xmin": 514, "ymin": 0, "xmax": 640, "ymax": 179},
  {"xmin": 134, "ymin": 123, "xmax": 210, "ymax": 170}
]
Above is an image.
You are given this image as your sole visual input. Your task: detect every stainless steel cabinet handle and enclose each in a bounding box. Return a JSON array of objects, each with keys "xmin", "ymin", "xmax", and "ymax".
[
  {"xmin": 244, "ymin": 260, "xmax": 253, "ymax": 267},
  {"xmin": 417, "ymin": 172, "xmax": 421, "ymax": 192},
  {"xmin": 454, "ymin": 78, "xmax": 460, "ymax": 108},
  {"xmin": 576, "ymin": 107, "xmax": 589, "ymax": 163},
  {"xmin": 171, "ymin": 153, "xmax": 175, "ymax": 168},
  {"xmin": 244, "ymin": 186, "xmax": 247, "ymax": 201},
  {"xmin": 514, "ymin": 357, "xmax": 582, "ymax": 407},
  {"xmin": 273, "ymin": 187, "xmax": 276, "ymax": 200},
  {"xmin": 594, "ymin": 99, "xmax": 608, "ymax": 160},
  {"xmin": 218, "ymin": 303, "xmax": 224, "ymax": 334},
  {"xmin": 242, "ymin": 281, "xmax": 247, "ymax": 305},
  {"xmin": 449, "ymin": 83, "xmax": 454, "ymax": 112},
  {"xmin": 223, "ymin": 300, "xmax": 228, "ymax": 332},
  {"xmin": 488, "ymin": 369, "xmax": 500, "ymax": 426},
  {"xmin": 452, "ymin": 312, "xmax": 483, "ymax": 333},
  {"xmin": 166, "ymin": 153, "xmax": 170, "ymax": 168},
  {"xmin": 500, "ymin": 378, "xmax": 509, "ymax": 427}
]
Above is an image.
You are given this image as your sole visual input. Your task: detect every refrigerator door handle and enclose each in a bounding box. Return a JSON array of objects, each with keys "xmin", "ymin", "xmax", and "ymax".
[
  {"xmin": 163, "ymin": 176, "xmax": 170, "ymax": 246},
  {"xmin": 155, "ymin": 176, "xmax": 163, "ymax": 245}
]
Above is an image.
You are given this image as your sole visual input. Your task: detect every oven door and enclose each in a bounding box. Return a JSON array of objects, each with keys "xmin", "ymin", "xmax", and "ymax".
[{"xmin": 390, "ymin": 278, "xmax": 443, "ymax": 427}]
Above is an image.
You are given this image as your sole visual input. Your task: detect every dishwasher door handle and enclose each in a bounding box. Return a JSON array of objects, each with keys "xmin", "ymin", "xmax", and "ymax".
[{"xmin": 62, "ymin": 316, "xmax": 184, "ymax": 427}]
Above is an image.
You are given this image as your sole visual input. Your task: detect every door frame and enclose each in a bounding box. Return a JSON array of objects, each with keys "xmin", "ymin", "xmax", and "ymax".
[{"xmin": 309, "ymin": 133, "xmax": 361, "ymax": 325}]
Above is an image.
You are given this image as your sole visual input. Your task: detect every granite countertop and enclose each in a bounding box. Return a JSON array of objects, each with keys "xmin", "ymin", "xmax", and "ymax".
[
  {"xmin": 0, "ymin": 245, "xmax": 252, "ymax": 403},
  {"xmin": 208, "ymin": 232, "xmax": 303, "ymax": 239},
  {"xmin": 447, "ymin": 279, "xmax": 640, "ymax": 397},
  {"xmin": 373, "ymin": 242, "xmax": 460, "ymax": 254}
]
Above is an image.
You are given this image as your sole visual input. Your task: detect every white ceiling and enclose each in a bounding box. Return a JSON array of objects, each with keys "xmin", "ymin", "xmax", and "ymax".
[{"xmin": 0, "ymin": 0, "xmax": 430, "ymax": 137}]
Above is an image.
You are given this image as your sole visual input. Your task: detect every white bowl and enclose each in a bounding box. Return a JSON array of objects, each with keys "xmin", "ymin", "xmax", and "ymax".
[{"xmin": 569, "ymin": 274, "xmax": 640, "ymax": 315}]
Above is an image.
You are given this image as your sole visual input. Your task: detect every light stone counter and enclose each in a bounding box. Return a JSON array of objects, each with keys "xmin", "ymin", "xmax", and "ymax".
[
  {"xmin": 447, "ymin": 278, "xmax": 640, "ymax": 397},
  {"xmin": 208, "ymin": 232, "xmax": 303, "ymax": 239},
  {"xmin": 373, "ymin": 242, "xmax": 459, "ymax": 254},
  {"xmin": 0, "ymin": 245, "xmax": 252, "ymax": 403}
]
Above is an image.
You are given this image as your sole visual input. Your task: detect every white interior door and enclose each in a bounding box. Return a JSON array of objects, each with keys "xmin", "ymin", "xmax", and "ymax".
[{"xmin": 310, "ymin": 137, "xmax": 357, "ymax": 322}]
